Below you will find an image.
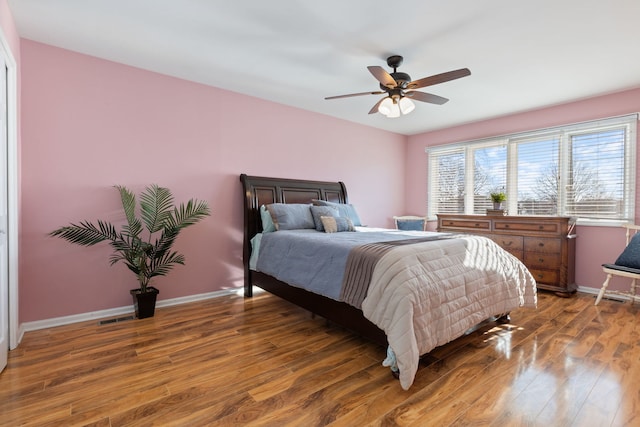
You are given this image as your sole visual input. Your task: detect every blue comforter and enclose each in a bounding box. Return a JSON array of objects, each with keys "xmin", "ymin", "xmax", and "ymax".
[{"xmin": 255, "ymin": 229, "xmax": 443, "ymax": 300}]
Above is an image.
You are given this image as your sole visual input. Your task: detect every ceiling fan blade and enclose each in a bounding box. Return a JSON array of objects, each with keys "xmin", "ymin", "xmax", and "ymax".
[
  {"xmin": 407, "ymin": 68, "xmax": 471, "ymax": 90},
  {"xmin": 406, "ymin": 91, "xmax": 449, "ymax": 105},
  {"xmin": 325, "ymin": 91, "xmax": 385, "ymax": 100},
  {"xmin": 368, "ymin": 97, "xmax": 386, "ymax": 114},
  {"xmin": 367, "ymin": 66, "xmax": 397, "ymax": 88}
]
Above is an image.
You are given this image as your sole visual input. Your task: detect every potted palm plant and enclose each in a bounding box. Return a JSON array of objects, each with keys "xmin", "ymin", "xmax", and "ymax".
[{"xmin": 50, "ymin": 184, "xmax": 211, "ymax": 318}]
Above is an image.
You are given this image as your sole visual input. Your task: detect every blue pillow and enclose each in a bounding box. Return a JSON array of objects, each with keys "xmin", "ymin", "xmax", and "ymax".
[
  {"xmin": 266, "ymin": 203, "xmax": 315, "ymax": 230},
  {"xmin": 615, "ymin": 233, "xmax": 640, "ymax": 269},
  {"xmin": 260, "ymin": 205, "xmax": 276, "ymax": 233},
  {"xmin": 312, "ymin": 200, "xmax": 362, "ymax": 226},
  {"xmin": 311, "ymin": 205, "xmax": 340, "ymax": 231},
  {"xmin": 396, "ymin": 218, "xmax": 425, "ymax": 231}
]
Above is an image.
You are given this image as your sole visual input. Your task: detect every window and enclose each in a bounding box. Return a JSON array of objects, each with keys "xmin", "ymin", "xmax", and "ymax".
[{"xmin": 427, "ymin": 114, "xmax": 637, "ymax": 223}]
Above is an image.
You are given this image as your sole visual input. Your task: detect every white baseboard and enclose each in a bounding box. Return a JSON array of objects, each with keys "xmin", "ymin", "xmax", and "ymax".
[
  {"xmin": 20, "ymin": 288, "xmax": 240, "ymax": 333},
  {"xmin": 577, "ymin": 285, "xmax": 599, "ymax": 297},
  {"xmin": 577, "ymin": 285, "xmax": 632, "ymax": 302},
  {"xmin": 18, "ymin": 285, "xmax": 610, "ymax": 342}
]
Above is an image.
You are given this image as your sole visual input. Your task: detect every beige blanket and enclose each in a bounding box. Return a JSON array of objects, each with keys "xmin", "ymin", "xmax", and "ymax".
[
  {"xmin": 361, "ymin": 235, "xmax": 537, "ymax": 390},
  {"xmin": 340, "ymin": 235, "xmax": 455, "ymax": 309}
]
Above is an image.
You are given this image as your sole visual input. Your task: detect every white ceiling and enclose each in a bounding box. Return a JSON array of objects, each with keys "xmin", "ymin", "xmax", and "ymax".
[{"xmin": 8, "ymin": 0, "xmax": 640, "ymax": 135}]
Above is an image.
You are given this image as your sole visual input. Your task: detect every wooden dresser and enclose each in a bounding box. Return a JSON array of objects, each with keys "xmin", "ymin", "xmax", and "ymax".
[{"xmin": 436, "ymin": 214, "xmax": 577, "ymax": 295}]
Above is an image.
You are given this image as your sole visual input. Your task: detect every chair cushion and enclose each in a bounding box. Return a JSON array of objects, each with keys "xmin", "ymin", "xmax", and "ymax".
[
  {"xmin": 614, "ymin": 233, "xmax": 640, "ymax": 269},
  {"xmin": 603, "ymin": 263, "xmax": 640, "ymax": 274}
]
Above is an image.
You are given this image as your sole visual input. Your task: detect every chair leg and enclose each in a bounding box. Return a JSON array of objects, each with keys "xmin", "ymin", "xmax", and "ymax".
[
  {"xmin": 631, "ymin": 278, "xmax": 637, "ymax": 304},
  {"xmin": 595, "ymin": 274, "xmax": 613, "ymax": 305}
]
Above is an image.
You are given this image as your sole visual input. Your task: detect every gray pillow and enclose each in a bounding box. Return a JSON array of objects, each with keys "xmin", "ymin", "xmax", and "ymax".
[
  {"xmin": 615, "ymin": 233, "xmax": 640, "ymax": 268},
  {"xmin": 311, "ymin": 205, "xmax": 340, "ymax": 231},
  {"xmin": 320, "ymin": 216, "xmax": 354, "ymax": 233},
  {"xmin": 312, "ymin": 200, "xmax": 362, "ymax": 226},
  {"xmin": 266, "ymin": 203, "xmax": 314, "ymax": 230},
  {"xmin": 260, "ymin": 205, "xmax": 276, "ymax": 233}
]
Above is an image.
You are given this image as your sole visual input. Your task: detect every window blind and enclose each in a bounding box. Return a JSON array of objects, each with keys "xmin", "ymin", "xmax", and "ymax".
[{"xmin": 427, "ymin": 114, "xmax": 637, "ymax": 222}]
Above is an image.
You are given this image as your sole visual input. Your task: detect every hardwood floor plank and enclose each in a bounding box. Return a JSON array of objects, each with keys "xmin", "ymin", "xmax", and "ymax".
[
  {"xmin": 2, "ymin": 291, "xmax": 640, "ymax": 426},
  {"xmin": 534, "ymin": 358, "xmax": 607, "ymax": 427},
  {"xmin": 248, "ymin": 336, "xmax": 375, "ymax": 402},
  {"xmin": 600, "ymin": 330, "xmax": 640, "ymax": 427},
  {"xmin": 33, "ymin": 386, "xmax": 171, "ymax": 427},
  {"xmin": 0, "ymin": 401, "xmax": 71, "ymax": 427}
]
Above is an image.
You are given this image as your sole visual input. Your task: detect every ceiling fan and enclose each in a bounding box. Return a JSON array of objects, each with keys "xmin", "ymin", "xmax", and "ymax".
[{"xmin": 325, "ymin": 55, "xmax": 471, "ymax": 118}]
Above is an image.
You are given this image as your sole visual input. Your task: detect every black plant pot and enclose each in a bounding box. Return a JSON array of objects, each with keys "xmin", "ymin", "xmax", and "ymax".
[{"xmin": 130, "ymin": 287, "xmax": 159, "ymax": 319}]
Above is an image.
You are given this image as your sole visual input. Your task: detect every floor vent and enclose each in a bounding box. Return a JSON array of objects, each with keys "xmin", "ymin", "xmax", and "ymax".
[
  {"xmin": 598, "ymin": 296, "xmax": 625, "ymax": 303},
  {"xmin": 99, "ymin": 315, "xmax": 134, "ymax": 325}
]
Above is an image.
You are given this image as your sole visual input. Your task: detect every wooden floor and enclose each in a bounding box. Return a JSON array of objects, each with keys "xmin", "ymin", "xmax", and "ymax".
[{"xmin": 1, "ymin": 291, "xmax": 639, "ymax": 427}]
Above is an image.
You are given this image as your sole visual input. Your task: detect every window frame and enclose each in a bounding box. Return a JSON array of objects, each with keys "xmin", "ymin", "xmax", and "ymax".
[{"xmin": 426, "ymin": 114, "xmax": 638, "ymax": 226}]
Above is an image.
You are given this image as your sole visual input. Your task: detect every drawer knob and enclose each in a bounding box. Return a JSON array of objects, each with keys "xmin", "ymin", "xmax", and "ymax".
[
  {"xmin": 538, "ymin": 258, "xmax": 544, "ymax": 263},
  {"xmin": 502, "ymin": 241, "xmax": 512, "ymax": 246},
  {"xmin": 505, "ymin": 224, "xmax": 510, "ymax": 228},
  {"xmin": 539, "ymin": 225, "xmax": 544, "ymax": 230},
  {"xmin": 474, "ymin": 223, "xmax": 480, "ymax": 227},
  {"xmin": 538, "ymin": 243, "xmax": 544, "ymax": 247}
]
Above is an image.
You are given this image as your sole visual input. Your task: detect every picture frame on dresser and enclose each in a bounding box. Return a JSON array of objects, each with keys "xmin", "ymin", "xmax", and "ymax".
[{"xmin": 436, "ymin": 214, "xmax": 577, "ymax": 296}]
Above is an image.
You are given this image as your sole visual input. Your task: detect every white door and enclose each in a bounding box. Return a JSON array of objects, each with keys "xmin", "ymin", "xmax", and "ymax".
[{"xmin": 0, "ymin": 54, "xmax": 8, "ymax": 373}]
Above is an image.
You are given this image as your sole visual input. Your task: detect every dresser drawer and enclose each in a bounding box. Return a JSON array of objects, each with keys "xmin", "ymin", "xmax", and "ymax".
[
  {"xmin": 524, "ymin": 251, "xmax": 561, "ymax": 269},
  {"xmin": 439, "ymin": 218, "xmax": 491, "ymax": 230},
  {"xmin": 528, "ymin": 268, "xmax": 559, "ymax": 284},
  {"xmin": 506, "ymin": 250, "xmax": 524, "ymax": 262},
  {"xmin": 490, "ymin": 235, "xmax": 524, "ymax": 252},
  {"xmin": 494, "ymin": 221, "xmax": 561, "ymax": 234},
  {"xmin": 524, "ymin": 237, "xmax": 561, "ymax": 254}
]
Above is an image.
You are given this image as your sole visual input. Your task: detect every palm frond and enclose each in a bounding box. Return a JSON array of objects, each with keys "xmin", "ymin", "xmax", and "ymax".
[
  {"xmin": 116, "ymin": 185, "xmax": 142, "ymax": 237},
  {"xmin": 168, "ymin": 200, "xmax": 211, "ymax": 230},
  {"xmin": 49, "ymin": 220, "xmax": 118, "ymax": 246},
  {"xmin": 140, "ymin": 185, "xmax": 174, "ymax": 234},
  {"xmin": 148, "ymin": 251, "xmax": 185, "ymax": 278},
  {"xmin": 151, "ymin": 228, "xmax": 180, "ymax": 260}
]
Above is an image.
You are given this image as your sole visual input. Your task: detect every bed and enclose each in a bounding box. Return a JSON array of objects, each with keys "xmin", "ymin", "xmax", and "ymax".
[{"xmin": 240, "ymin": 174, "xmax": 537, "ymax": 389}]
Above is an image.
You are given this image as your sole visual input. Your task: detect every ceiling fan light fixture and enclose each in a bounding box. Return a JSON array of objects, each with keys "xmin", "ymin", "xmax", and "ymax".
[
  {"xmin": 386, "ymin": 100, "xmax": 400, "ymax": 118},
  {"xmin": 378, "ymin": 97, "xmax": 394, "ymax": 116},
  {"xmin": 399, "ymin": 97, "xmax": 415, "ymax": 115}
]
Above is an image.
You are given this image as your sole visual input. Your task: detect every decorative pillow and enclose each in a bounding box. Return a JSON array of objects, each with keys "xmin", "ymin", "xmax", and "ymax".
[
  {"xmin": 320, "ymin": 216, "xmax": 354, "ymax": 233},
  {"xmin": 266, "ymin": 203, "xmax": 315, "ymax": 230},
  {"xmin": 311, "ymin": 205, "xmax": 340, "ymax": 231},
  {"xmin": 615, "ymin": 233, "xmax": 640, "ymax": 269},
  {"xmin": 312, "ymin": 200, "xmax": 362, "ymax": 226},
  {"xmin": 396, "ymin": 218, "xmax": 425, "ymax": 231},
  {"xmin": 260, "ymin": 205, "xmax": 276, "ymax": 233}
]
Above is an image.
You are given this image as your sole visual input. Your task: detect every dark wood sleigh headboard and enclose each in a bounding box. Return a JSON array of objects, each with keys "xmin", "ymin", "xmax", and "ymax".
[{"xmin": 239, "ymin": 174, "xmax": 386, "ymax": 346}]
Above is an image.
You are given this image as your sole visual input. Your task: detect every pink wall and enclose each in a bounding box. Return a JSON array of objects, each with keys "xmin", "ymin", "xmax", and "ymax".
[
  {"xmin": 407, "ymin": 88, "xmax": 640, "ymax": 292},
  {"xmin": 17, "ymin": 34, "xmax": 640, "ymax": 323},
  {"xmin": 20, "ymin": 40, "xmax": 406, "ymax": 322}
]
